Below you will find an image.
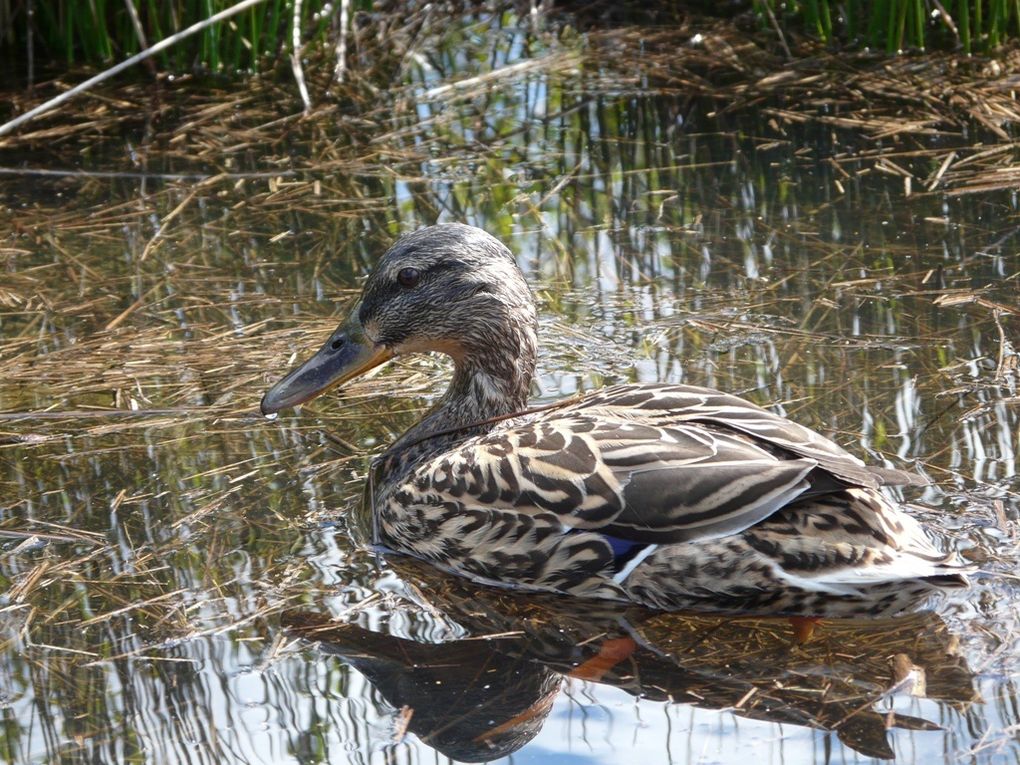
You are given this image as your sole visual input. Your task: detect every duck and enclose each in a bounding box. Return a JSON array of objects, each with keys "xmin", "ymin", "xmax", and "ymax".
[{"xmin": 261, "ymin": 223, "xmax": 969, "ymax": 617}]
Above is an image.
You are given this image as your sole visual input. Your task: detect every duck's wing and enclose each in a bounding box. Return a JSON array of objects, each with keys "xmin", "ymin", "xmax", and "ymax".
[
  {"xmin": 413, "ymin": 414, "xmax": 850, "ymax": 545},
  {"xmin": 572, "ymin": 384, "xmax": 925, "ymax": 489}
]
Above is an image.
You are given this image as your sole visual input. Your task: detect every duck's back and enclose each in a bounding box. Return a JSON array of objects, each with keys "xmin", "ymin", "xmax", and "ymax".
[
  {"xmin": 376, "ymin": 382, "xmax": 968, "ymax": 615},
  {"xmin": 571, "ymin": 383, "xmax": 923, "ymax": 490}
]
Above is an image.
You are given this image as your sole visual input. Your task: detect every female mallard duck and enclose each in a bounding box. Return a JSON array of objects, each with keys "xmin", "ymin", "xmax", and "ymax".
[{"xmin": 261, "ymin": 223, "xmax": 968, "ymax": 616}]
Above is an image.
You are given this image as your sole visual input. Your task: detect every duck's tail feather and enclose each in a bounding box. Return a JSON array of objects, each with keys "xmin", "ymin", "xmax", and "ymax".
[{"xmin": 622, "ymin": 488, "xmax": 971, "ymax": 616}]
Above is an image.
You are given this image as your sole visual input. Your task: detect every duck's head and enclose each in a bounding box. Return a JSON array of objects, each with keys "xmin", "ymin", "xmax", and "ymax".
[{"xmin": 261, "ymin": 223, "xmax": 538, "ymax": 416}]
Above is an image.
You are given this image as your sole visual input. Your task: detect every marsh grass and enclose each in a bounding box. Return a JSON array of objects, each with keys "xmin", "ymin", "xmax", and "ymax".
[
  {"xmin": 4, "ymin": 0, "xmax": 1020, "ymax": 82},
  {"xmin": 757, "ymin": 0, "xmax": 1020, "ymax": 53},
  {"xmin": 10, "ymin": 0, "xmax": 323, "ymax": 74}
]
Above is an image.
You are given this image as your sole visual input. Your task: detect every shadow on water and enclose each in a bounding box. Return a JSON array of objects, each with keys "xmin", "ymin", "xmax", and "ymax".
[
  {"xmin": 285, "ymin": 559, "xmax": 979, "ymax": 762},
  {"xmin": 0, "ymin": 6, "xmax": 1018, "ymax": 764}
]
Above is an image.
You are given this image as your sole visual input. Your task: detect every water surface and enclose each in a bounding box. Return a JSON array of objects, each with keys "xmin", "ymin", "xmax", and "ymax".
[{"xmin": 0, "ymin": 9, "xmax": 1018, "ymax": 764}]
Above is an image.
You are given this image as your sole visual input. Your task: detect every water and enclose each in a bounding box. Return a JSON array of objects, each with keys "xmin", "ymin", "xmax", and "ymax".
[{"xmin": 0, "ymin": 9, "xmax": 1018, "ymax": 764}]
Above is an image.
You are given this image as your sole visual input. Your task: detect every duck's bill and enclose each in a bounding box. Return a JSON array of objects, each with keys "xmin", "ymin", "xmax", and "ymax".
[{"xmin": 260, "ymin": 310, "xmax": 392, "ymax": 415}]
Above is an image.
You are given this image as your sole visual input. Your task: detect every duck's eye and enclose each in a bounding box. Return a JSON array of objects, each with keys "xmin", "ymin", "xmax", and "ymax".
[{"xmin": 397, "ymin": 267, "xmax": 421, "ymax": 288}]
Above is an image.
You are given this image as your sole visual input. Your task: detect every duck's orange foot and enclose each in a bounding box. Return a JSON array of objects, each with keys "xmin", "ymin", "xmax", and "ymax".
[
  {"xmin": 789, "ymin": 616, "xmax": 824, "ymax": 644},
  {"xmin": 570, "ymin": 636, "xmax": 638, "ymax": 681}
]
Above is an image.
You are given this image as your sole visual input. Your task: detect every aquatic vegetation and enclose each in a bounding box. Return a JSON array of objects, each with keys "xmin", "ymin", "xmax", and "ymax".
[
  {"xmin": 0, "ymin": 6, "xmax": 1017, "ymax": 764},
  {"xmin": 2, "ymin": 0, "xmax": 1020, "ymax": 89},
  {"xmin": 756, "ymin": 0, "xmax": 1020, "ymax": 53},
  {"xmin": 9, "ymin": 0, "xmax": 320, "ymax": 74}
]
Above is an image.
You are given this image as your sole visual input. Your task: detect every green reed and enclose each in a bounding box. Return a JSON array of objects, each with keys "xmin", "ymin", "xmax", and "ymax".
[
  {"xmin": 757, "ymin": 0, "xmax": 1020, "ymax": 52},
  {"xmin": 2, "ymin": 0, "xmax": 345, "ymax": 75},
  {"xmin": 1, "ymin": 0, "xmax": 1016, "ymax": 82}
]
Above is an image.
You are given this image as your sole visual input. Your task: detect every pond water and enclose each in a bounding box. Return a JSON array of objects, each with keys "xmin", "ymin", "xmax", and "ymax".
[{"xmin": 0, "ymin": 8, "xmax": 1018, "ymax": 765}]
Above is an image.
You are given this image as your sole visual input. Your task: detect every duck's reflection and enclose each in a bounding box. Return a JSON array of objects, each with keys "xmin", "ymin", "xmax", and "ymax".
[{"xmin": 284, "ymin": 562, "xmax": 976, "ymax": 762}]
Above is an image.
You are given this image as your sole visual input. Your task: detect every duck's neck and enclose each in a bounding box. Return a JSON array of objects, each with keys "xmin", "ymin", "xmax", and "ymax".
[{"xmin": 386, "ymin": 316, "xmax": 538, "ymax": 463}]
